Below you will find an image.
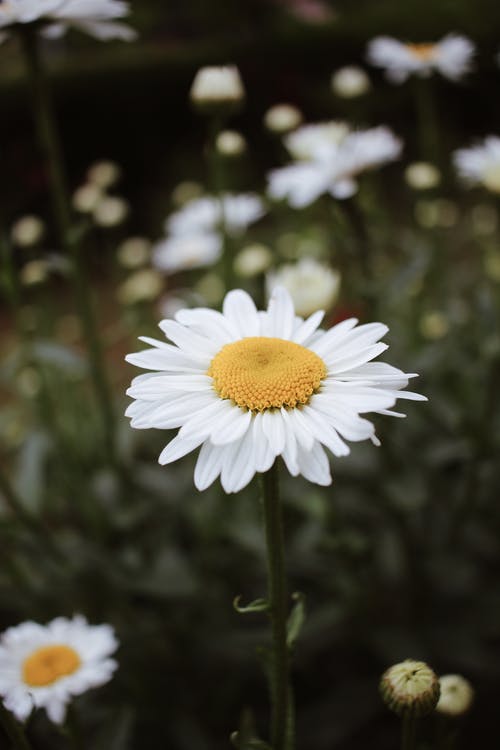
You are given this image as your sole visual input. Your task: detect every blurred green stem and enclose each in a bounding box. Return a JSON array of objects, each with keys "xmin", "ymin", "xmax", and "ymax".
[
  {"xmin": 261, "ymin": 462, "xmax": 294, "ymax": 750},
  {"xmin": 0, "ymin": 703, "xmax": 33, "ymax": 750},
  {"xmin": 19, "ymin": 28, "xmax": 115, "ymax": 463},
  {"xmin": 414, "ymin": 78, "xmax": 440, "ymax": 165},
  {"xmin": 401, "ymin": 714, "xmax": 416, "ymax": 750},
  {"xmin": 208, "ymin": 115, "xmax": 233, "ymax": 292}
]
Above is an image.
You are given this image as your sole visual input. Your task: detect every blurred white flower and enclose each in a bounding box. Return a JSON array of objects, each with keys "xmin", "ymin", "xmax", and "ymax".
[
  {"xmin": 20, "ymin": 260, "xmax": 49, "ymax": 286},
  {"xmin": 117, "ymin": 237, "xmax": 151, "ymax": 269},
  {"xmin": 233, "ymin": 243, "xmax": 273, "ymax": 278},
  {"xmin": 419, "ymin": 311, "xmax": 449, "ymax": 340},
  {"xmin": 10, "ymin": 215, "xmax": 45, "ymax": 247},
  {"xmin": 190, "ymin": 65, "xmax": 245, "ymax": 106},
  {"xmin": 404, "ymin": 162, "xmax": 441, "ymax": 190},
  {"xmin": 268, "ymin": 124, "xmax": 402, "ymax": 207},
  {"xmin": 267, "ymin": 258, "xmax": 340, "ymax": 317},
  {"xmin": 331, "ymin": 66, "xmax": 371, "ymax": 98},
  {"xmin": 153, "ymin": 234, "xmax": 222, "ymax": 274},
  {"xmin": 87, "ymin": 160, "xmax": 121, "ymax": 189},
  {"xmin": 436, "ymin": 675, "xmax": 474, "ymax": 717},
  {"xmin": 0, "ymin": 0, "xmax": 136, "ymax": 43},
  {"xmin": 167, "ymin": 194, "xmax": 265, "ymax": 236},
  {"xmin": 366, "ymin": 34, "xmax": 475, "ymax": 83},
  {"xmin": 264, "ymin": 103, "xmax": 303, "ymax": 133},
  {"xmin": 118, "ymin": 269, "xmax": 163, "ymax": 305},
  {"xmin": 72, "ymin": 183, "xmax": 103, "ymax": 213},
  {"xmin": 454, "ymin": 136, "xmax": 500, "ymax": 193},
  {"xmin": 216, "ymin": 129, "xmax": 247, "ymax": 156},
  {"xmin": 93, "ymin": 195, "xmax": 129, "ymax": 227},
  {"xmin": 0, "ymin": 615, "xmax": 118, "ymax": 724}
]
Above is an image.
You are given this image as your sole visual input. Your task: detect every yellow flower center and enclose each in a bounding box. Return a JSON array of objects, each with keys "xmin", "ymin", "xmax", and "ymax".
[
  {"xmin": 406, "ymin": 43, "xmax": 437, "ymax": 61},
  {"xmin": 22, "ymin": 645, "xmax": 81, "ymax": 687},
  {"xmin": 208, "ymin": 336, "xmax": 326, "ymax": 411}
]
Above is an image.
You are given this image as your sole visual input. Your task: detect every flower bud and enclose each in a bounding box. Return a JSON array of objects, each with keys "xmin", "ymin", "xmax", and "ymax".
[
  {"xmin": 380, "ymin": 659, "xmax": 440, "ymax": 718},
  {"xmin": 20, "ymin": 260, "xmax": 49, "ymax": 286},
  {"xmin": 331, "ymin": 66, "xmax": 371, "ymax": 98},
  {"xmin": 264, "ymin": 103, "xmax": 303, "ymax": 133},
  {"xmin": 72, "ymin": 183, "xmax": 103, "ymax": 213},
  {"xmin": 405, "ymin": 162, "xmax": 441, "ymax": 190},
  {"xmin": 87, "ymin": 160, "xmax": 121, "ymax": 189},
  {"xmin": 93, "ymin": 196, "xmax": 129, "ymax": 227},
  {"xmin": 10, "ymin": 215, "xmax": 45, "ymax": 247},
  {"xmin": 233, "ymin": 243, "xmax": 273, "ymax": 278},
  {"xmin": 216, "ymin": 129, "xmax": 247, "ymax": 156},
  {"xmin": 117, "ymin": 269, "xmax": 163, "ymax": 305},
  {"xmin": 436, "ymin": 675, "xmax": 474, "ymax": 717},
  {"xmin": 190, "ymin": 65, "xmax": 245, "ymax": 114},
  {"xmin": 117, "ymin": 237, "xmax": 151, "ymax": 269}
]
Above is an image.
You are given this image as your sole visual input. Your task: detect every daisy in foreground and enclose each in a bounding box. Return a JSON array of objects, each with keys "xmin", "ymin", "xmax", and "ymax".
[
  {"xmin": 366, "ymin": 34, "xmax": 474, "ymax": 83},
  {"xmin": 125, "ymin": 287, "xmax": 426, "ymax": 493},
  {"xmin": 0, "ymin": 0, "xmax": 136, "ymax": 43},
  {"xmin": 0, "ymin": 616, "xmax": 118, "ymax": 724}
]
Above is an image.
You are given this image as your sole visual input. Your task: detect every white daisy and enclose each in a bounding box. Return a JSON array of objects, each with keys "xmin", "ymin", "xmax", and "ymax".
[
  {"xmin": 267, "ymin": 258, "xmax": 341, "ymax": 317},
  {"xmin": 0, "ymin": 615, "xmax": 118, "ymax": 724},
  {"xmin": 366, "ymin": 34, "xmax": 474, "ymax": 83},
  {"xmin": 453, "ymin": 136, "xmax": 500, "ymax": 193},
  {"xmin": 125, "ymin": 286, "xmax": 426, "ymax": 494},
  {"xmin": 166, "ymin": 194, "xmax": 265, "ymax": 237},
  {"xmin": 152, "ymin": 233, "xmax": 222, "ymax": 274},
  {"xmin": 268, "ymin": 125, "xmax": 401, "ymax": 207},
  {"xmin": 0, "ymin": 0, "xmax": 136, "ymax": 43}
]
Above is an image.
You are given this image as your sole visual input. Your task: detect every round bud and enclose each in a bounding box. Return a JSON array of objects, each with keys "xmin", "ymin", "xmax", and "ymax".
[
  {"xmin": 190, "ymin": 65, "xmax": 245, "ymax": 115},
  {"xmin": 331, "ymin": 66, "xmax": 371, "ymax": 98},
  {"xmin": 216, "ymin": 130, "xmax": 247, "ymax": 156},
  {"xmin": 436, "ymin": 675, "xmax": 474, "ymax": 717},
  {"xmin": 380, "ymin": 659, "xmax": 440, "ymax": 718},
  {"xmin": 264, "ymin": 103, "xmax": 303, "ymax": 133},
  {"xmin": 405, "ymin": 162, "xmax": 441, "ymax": 190}
]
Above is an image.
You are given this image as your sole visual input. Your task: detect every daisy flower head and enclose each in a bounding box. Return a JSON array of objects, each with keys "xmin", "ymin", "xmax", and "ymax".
[
  {"xmin": 453, "ymin": 136, "xmax": 500, "ymax": 193},
  {"xmin": 268, "ymin": 124, "xmax": 402, "ymax": 208},
  {"xmin": 366, "ymin": 34, "xmax": 475, "ymax": 83},
  {"xmin": 0, "ymin": 0, "xmax": 136, "ymax": 43},
  {"xmin": 0, "ymin": 615, "xmax": 118, "ymax": 724},
  {"xmin": 125, "ymin": 287, "xmax": 426, "ymax": 494}
]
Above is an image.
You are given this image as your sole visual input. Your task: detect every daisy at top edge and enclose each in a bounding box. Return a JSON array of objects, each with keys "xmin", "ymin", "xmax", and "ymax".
[
  {"xmin": 0, "ymin": 615, "xmax": 118, "ymax": 724},
  {"xmin": 125, "ymin": 286, "xmax": 426, "ymax": 494},
  {"xmin": 366, "ymin": 34, "xmax": 475, "ymax": 83},
  {"xmin": 0, "ymin": 0, "xmax": 136, "ymax": 43}
]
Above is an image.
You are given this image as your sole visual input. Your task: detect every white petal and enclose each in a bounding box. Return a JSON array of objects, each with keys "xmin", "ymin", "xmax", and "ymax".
[
  {"xmin": 209, "ymin": 407, "xmax": 252, "ymax": 446},
  {"xmin": 327, "ymin": 343, "xmax": 389, "ymax": 374},
  {"xmin": 261, "ymin": 410, "xmax": 286, "ymax": 455},
  {"xmin": 264, "ymin": 287, "xmax": 296, "ymax": 339},
  {"xmin": 252, "ymin": 413, "xmax": 276, "ymax": 472},
  {"xmin": 158, "ymin": 320, "xmax": 219, "ymax": 360},
  {"xmin": 45, "ymin": 697, "xmax": 67, "ymax": 725},
  {"xmin": 220, "ymin": 429, "xmax": 258, "ymax": 493},
  {"xmin": 301, "ymin": 404, "xmax": 350, "ymax": 456},
  {"xmin": 222, "ymin": 289, "xmax": 260, "ymax": 337},
  {"xmin": 194, "ymin": 441, "xmax": 225, "ymax": 490},
  {"xmin": 291, "ymin": 310, "xmax": 325, "ymax": 345},
  {"xmin": 158, "ymin": 433, "xmax": 205, "ymax": 465},
  {"xmin": 309, "ymin": 317, "xmax": 359, "ymax": 357},
  {"xmin": 175, "ymin": 308, "xmax": 239, "ymax": 344},
  {"xmin": 297, "ymin": 442, "xmax": 332, "ymax": 485}
]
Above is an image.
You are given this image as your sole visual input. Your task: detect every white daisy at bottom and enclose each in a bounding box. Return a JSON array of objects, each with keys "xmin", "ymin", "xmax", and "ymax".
[
  {"xmin": 125, "ymin": 287, "xmax": 426, "ymax": 494},
  {"xmin": 0, "ymin": 616, "xmax": 118, "ymax": 724}
]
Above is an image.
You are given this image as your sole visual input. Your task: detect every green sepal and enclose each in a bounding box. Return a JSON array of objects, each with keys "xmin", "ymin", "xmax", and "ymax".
[
  {"xmin": 286, "ymin": 591, "xmax": 306, "ymax": 649},
  {"xmin": 233, "ymin": 595, "xmax": 270, "ymax": 614}
]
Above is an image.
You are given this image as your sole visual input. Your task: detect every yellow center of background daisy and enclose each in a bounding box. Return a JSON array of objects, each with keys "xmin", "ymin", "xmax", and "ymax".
[
  {"xmin": 22, "ymin": 644, "xmax": 81, "ymax": 687},
  {"xmin": 406, "ymin": 43, "xmax": 437, "ymax": 60},
  {"xmin": 208, "ymin": 336, "xmax": 326, "ymax": 411}
]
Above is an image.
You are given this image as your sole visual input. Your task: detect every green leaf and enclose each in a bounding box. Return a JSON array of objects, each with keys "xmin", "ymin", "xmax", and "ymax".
[
  {"xmin": 233, "ymin": 595, "xmax": 269, "ymax": 614},
  {"xmin": 286, "ymin": 591, "xmax": 306, "ymax": 649}
]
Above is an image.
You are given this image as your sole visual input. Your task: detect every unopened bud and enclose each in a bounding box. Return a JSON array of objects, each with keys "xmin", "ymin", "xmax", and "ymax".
[
  {"xmin": 436, "ymin": 675, "xmax": 474, "ymax": 717},
  {"xmin": 380, "ymin": 659, "xmax": 440, "ymax": 718},
  {"xmin": 264, "ymin": 103, "xmax": 303, "ymax": 133},
  {"xmin": 190, "ymin": 65, "xmax": 245, "ymax": 114}
]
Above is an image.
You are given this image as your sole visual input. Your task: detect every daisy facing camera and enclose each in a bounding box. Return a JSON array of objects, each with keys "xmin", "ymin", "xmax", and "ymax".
[{"xmin": 125, "ymin": 286, "xmax": 426, "ymax": 494}]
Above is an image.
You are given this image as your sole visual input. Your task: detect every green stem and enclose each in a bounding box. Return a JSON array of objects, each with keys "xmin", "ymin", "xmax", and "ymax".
[
  {"xmin": 414, "ymin": 77, "xmax": 440, "ymax": 165},
  {"xmin": 19, "ymin": 28, "xmax": 115, "ymax": 463},
  {"xmin": 261, "ymin": 462, "xmax": 293, "ymax": 750},
  {"xmin": 208, "ymin": 116, "xmax": 233, "ymax": 292},
  {"xmin": 401, "ymin": 714, "xmax": 417, "ymax": 750},
  {"xmin": 0, "ymin": 702, "xmax": 33, "ymax": 750}
]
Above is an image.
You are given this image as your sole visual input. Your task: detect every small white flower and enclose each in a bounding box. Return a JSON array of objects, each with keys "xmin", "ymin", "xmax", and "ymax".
[
  {"xmin": 436, "ymin": 675, "xmax": 474, "ymax": 717},
  {"xmin": 125, "ymin": 286, "xmax": 426, "ymax": 494},
  {"xmin": 331, "ymin": 66, "xmax": 371, "ymax": 98},
  {"xmin": 366, "ymin": 34, "xmax": 475, "ymax": 83},
  {"xmin": 453, "ymin": 136, "xmax": 500, "ymax": 193},
  {"xmin": 264, "ymin": 103, "xmax": 303, "ymax": 133},
  {"xmin": 93, "ymin": 195, "xmax": 129, "ymax": 227},
  {"xmin": 72, "ymin": 182, "xmax": 103, "ymax": 213},
  {"xmin": 268, "ymin": 124, "xmax": 402, "ymax": 207},
  {"xmin": 153, "ymin": 233, "xmax": 222, "ymax": 273},
  {"xmin": 234, "ymin": 243, "xmax": 273, "ymax": 278},
  {"xmin": 87, "ymin": 160, "xmax": 121, "ymax": 189},
  {"xmin": 404, "ymin": 162, "xmax": 441, "ymax": 190},
  {"xmin": 267, "ymin": 258, "xmax": 341, "ymax": 317},
  {"xmin": 0, "ymin": 615, "xmax": 118, "ymax": 724},
  {"xmin": 167, "ymin": 194, "xmax": 265, "ymax": 236},
  {"xmin": 117, "ymin": 237, "xmax": 151, "ymax": 269},
  {"xmin": 0, "ymin": 0, "xmax": 136, "ymax": 43},
  {"xmin": 118, "ymin": 269, "xmax": 163, "ymax": 305},
  {"xmin": 189, "ymin": 65, "xmax": 245, "ymax": 105}
]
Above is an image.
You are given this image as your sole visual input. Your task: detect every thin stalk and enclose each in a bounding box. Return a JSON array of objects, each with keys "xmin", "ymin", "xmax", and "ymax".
[
  {"xmin": 401, "ymin": 714, "xmax": 417, "ymax": 750},
  {"xmin": 414, "ymin": 77, "xmax": 440, "ymax": 165},
  {"xmin": 208, "ymin": 115, "xmax": 233, "ymax": 292},
  {"xmin": 261, "ymin": 462, "xmax": 294, "ymax": 750},
  {"xmin": 18, "ymin": 28, "xmax": 115, "ymax": 462},
  {"xmin": 0, "ymin": 702, "xmax": 33, "ymax": 750}
]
